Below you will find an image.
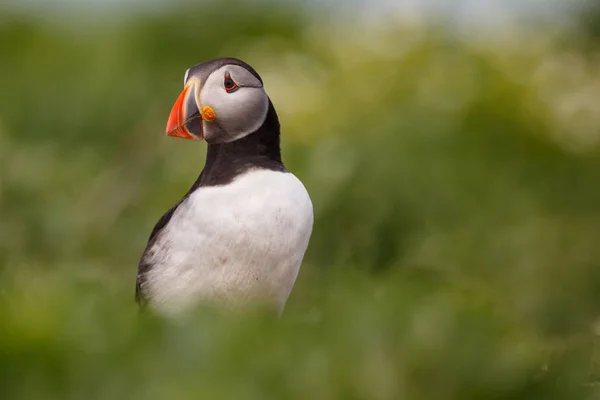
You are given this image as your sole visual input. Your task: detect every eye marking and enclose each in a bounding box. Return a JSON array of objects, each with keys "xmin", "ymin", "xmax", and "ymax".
[{"xmin": 224, "ymin": 72, "xmax": 239, "ymax": 93}]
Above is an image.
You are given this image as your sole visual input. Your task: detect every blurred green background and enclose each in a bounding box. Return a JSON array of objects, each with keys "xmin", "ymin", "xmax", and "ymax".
[{"xmin": 2, "ymin": 0, "xmax": 600, "ymax": 398}]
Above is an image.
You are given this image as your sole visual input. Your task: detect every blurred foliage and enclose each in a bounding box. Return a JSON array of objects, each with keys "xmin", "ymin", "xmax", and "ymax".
[
  {"xmin": 576, "ymin": 0, "xmax": 600, "ymax": 43},
  {"xmin": 2, "ymin": 1, "xmax": 600, "ymax": 399}
]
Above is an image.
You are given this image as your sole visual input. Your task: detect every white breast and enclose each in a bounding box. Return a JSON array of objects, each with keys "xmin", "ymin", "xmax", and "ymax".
[{"xmin": 144, "ymin": 169, "xmax": 313, "ymax": 315}]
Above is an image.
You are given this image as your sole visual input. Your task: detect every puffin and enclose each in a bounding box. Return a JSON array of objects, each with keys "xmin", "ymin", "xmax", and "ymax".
[{"xmin": 135, "ymin": 58, "xmax": 313, "ymax": 316}]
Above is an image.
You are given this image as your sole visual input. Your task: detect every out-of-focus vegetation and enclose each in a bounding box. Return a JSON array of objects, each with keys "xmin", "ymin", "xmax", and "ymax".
[{"xmin": 2, "ymin": 1, "xmax": 600, "ymax": 398}]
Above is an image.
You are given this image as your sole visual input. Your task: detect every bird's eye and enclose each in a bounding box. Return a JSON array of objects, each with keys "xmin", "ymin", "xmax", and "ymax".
[{"xmin": 224, "ymin": 72, "xmax": 239, "ymax": 93}]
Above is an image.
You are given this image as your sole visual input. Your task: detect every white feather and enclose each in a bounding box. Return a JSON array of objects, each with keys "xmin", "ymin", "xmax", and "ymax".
[{"xmin": 144, "ymin": 169, "xmax": 313, "ymax": 315}]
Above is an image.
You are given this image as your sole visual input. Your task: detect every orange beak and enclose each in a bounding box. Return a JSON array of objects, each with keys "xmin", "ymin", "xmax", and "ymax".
[{"xmin": 166, "ymin": 83, "xmax": 203, "ymax": 140}]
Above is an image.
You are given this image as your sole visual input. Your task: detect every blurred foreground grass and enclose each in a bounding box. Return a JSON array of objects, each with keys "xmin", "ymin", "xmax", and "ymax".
[{"xmin": 2, "ymin": 1, "xmax": 600, "ymax": 398}]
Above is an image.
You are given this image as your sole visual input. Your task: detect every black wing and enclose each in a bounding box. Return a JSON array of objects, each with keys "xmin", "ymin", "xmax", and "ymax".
[
  {"xmin": 135, "ymin": 199, "xmax": 185, "ymax": 308},
  {"xmin": 135, "ymin": 169, "xmax": 208, "ymax": 307}
]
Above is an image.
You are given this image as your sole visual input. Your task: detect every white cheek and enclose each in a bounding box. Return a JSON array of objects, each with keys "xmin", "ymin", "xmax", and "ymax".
[
  {"xmin": 201, "ymin": 84, "xmax": 269, "ymax": 143},
  {"xmin": 221, "ymin": 88, "xmax": 269, "ymax": 136}
]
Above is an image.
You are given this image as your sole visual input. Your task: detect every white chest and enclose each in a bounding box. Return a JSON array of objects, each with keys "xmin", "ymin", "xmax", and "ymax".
[{"xmin": 144, "ymin": 169, "xmax": 313, "ymax": 315}]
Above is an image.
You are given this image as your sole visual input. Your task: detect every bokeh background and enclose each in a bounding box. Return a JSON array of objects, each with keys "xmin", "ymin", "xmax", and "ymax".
[{"xmin": 2, "ymin": 0, "xmax": 600, "ymax": 398}]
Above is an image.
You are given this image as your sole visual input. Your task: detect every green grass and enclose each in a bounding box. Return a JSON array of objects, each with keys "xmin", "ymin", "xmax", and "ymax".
[{"xmin": 2, "ymin": 2, "xmax": 600, "ymax": 398}]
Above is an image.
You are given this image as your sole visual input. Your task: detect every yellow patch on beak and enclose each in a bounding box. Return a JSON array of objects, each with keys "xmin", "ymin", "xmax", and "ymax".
[{"xmin": 201, "ymin": 106, "xmax": 216, "ymax": 122}]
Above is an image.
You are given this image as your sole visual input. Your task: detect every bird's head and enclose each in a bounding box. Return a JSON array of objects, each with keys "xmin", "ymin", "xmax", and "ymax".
[{"xmin": 166, "ymin": 58, "xmax": 270, "ymax": 144}]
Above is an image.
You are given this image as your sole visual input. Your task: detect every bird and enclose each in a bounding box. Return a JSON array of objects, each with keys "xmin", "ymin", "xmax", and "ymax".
[{"xmin": 135, "ymin": 58, "xmax": 314, "ymax": 316}]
